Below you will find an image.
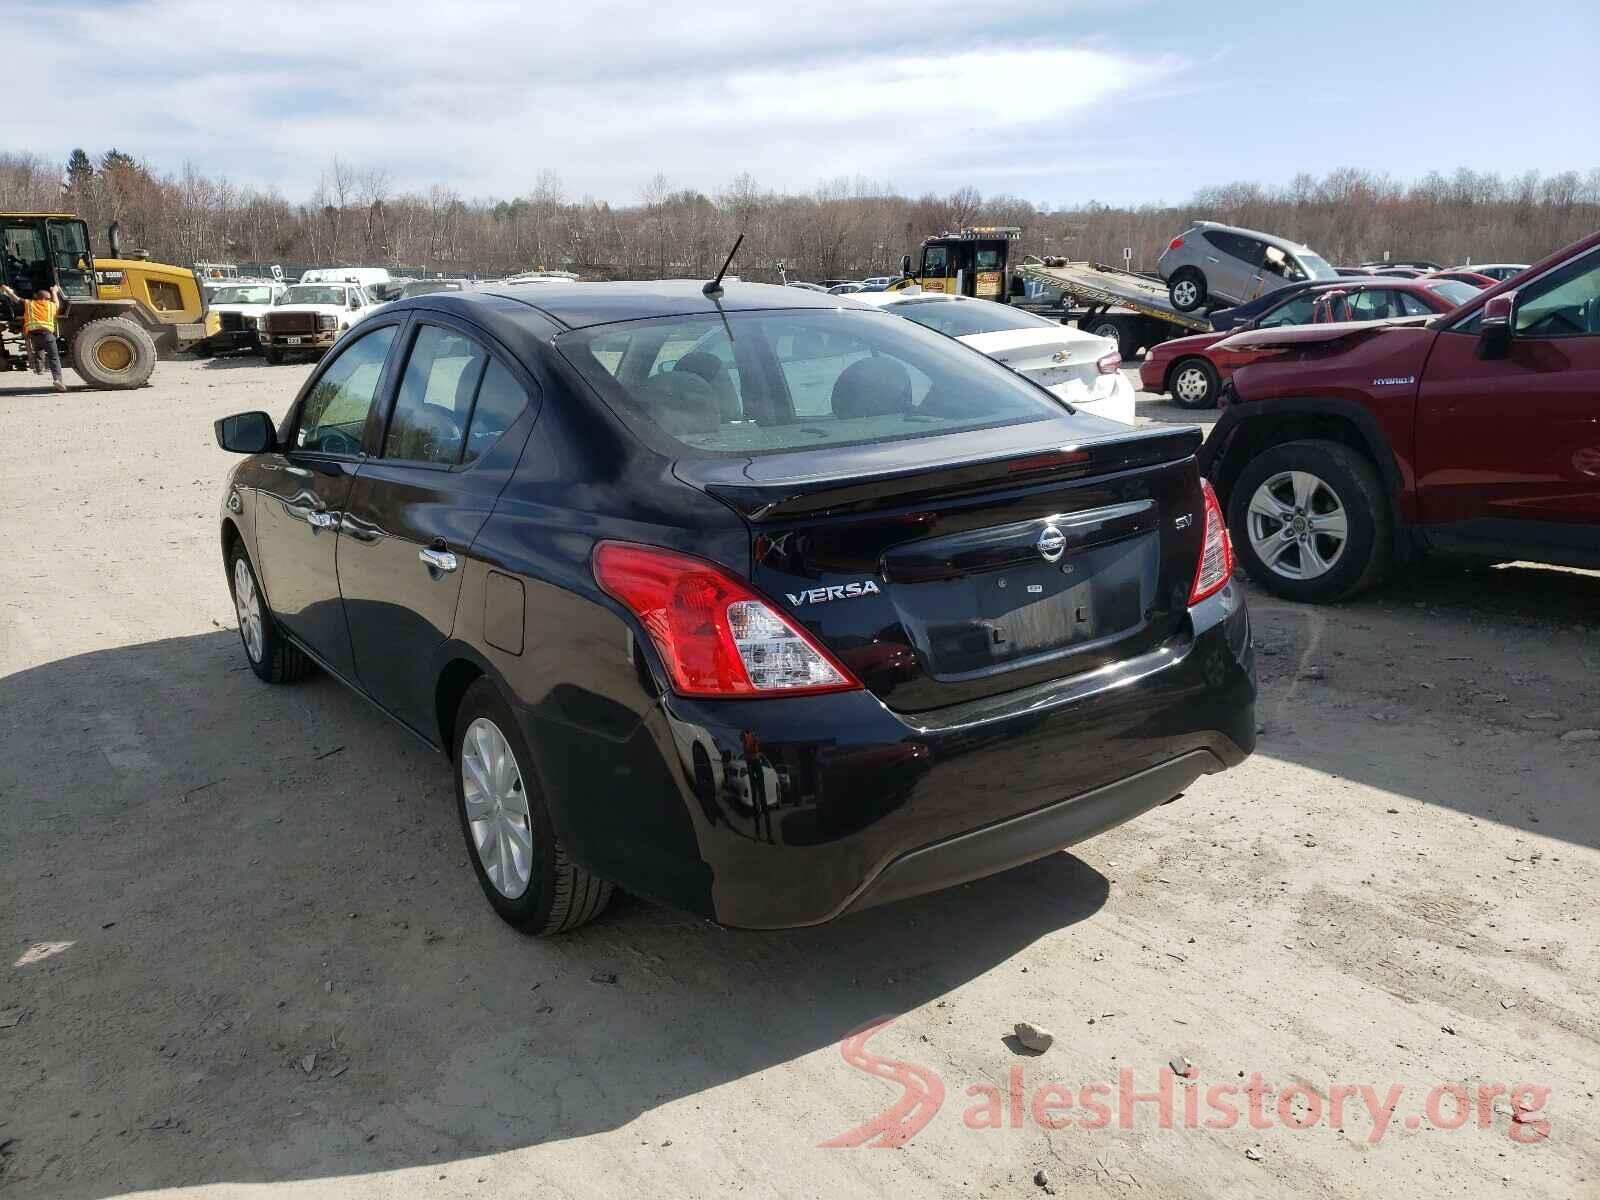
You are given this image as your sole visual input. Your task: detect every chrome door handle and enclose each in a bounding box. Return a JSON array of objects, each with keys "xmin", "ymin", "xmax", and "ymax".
[
  {"xmin": 307, "ymin": 510, "xmax": 339, "ymax": 529},
  {"xmin": 283, "ymin": 465, "xmax": 312, "ymax": 477},
  {"xmin": 419, "ymin": 547, "xmax": 458, "ymax": 573}
]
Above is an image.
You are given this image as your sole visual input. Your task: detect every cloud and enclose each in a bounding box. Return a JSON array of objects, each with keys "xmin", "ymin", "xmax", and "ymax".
[{"xmin": 15, "ymin": 0, "xmax": 1186, "ymax": 202}]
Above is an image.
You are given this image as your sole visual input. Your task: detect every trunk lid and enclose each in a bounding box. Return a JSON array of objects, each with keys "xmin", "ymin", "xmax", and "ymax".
[
  {"xmin": 677, "ymin": 418, "xmax": 1209, "ymax": 713},
  {"xmin": 957, "ymin": 327, "xmax": 1108, "ymax": 396}
]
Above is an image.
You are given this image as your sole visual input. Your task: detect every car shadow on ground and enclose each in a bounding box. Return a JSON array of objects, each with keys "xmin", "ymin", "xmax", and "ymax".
[
  {"xmin": 1, "ymin": 631, "xmax": 1110, "ymax": 1197},
  {"xmin": 1243, "ymin": 557, "xmax": 1600, "ymax": 851}
]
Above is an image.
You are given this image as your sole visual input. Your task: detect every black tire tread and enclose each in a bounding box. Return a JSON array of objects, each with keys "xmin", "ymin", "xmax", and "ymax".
[
  {"xmin": 454, "ymin": 677, "xmax": 613, "ymax": 936},
  {"xmin": 1229, "ymin": 438, "xmax": 1392, "ymax": 603},
  {"xmin": 1167, "ymin": 356, "xmax": 1218, "ymax": 409},
  {"xmin": 70, "ymin": 316, "xmax": 158, "ymax": 389},
  {"xmin": 227, "ymin": 544, "xmax": 310, "ymax": 684}
]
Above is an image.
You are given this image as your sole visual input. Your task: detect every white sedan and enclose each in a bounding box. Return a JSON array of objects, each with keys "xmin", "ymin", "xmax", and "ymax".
[{"xmin": 851, "ymin": 290, "xmax": 1136, "ymax": 424}]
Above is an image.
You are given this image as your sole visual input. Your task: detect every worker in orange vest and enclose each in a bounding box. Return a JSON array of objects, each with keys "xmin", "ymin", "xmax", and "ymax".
[{"xmin": 3, "ymin": 282, "xmax": 66, "ymax": 391}]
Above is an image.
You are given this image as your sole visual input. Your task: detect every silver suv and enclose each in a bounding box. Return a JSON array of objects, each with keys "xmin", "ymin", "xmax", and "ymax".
[{"xmin": 1158, "ymin": 221, "xmax": 1339, "ymax": 312}]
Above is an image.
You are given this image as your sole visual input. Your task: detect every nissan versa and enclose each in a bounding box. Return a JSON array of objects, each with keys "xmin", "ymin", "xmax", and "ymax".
[{"xmin": 214, "ymin": 280, "xmax": 1256, "ymax": 933}]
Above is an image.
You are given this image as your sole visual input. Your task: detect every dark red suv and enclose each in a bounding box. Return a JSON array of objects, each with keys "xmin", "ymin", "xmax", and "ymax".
[{"xmin": 1199, "ymin": 231, "xmax": 1600, "ymax": 603}]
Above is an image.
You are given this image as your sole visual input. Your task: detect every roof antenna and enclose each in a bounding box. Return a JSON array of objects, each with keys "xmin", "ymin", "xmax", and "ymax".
[{"xmin": 703, "ymin": 233, "xmax": 744, "ymax": 297}]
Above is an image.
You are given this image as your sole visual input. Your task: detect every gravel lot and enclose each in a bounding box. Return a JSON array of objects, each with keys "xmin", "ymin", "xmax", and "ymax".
[{"xmin": 2, "ymin": 358, "xmax": 1597, "ymax": 1199}]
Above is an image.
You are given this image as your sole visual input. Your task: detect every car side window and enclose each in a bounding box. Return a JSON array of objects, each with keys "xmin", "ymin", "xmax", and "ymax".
[
  {"xmin": 1397, "ymin": 291, "xmax": 1435, "ymax": 317},
  {"xmin": 293, "ymin": 324, "xmax": 397, "ymax": 455},
  {"xmin": 384, "ymin": 324, "xmax": 488, "ymax": 464},
  {"xmin": 923, "ymin": 245, "xmax": 948, "ymax": 276},
  {"xmin": 1348, "ymin": 289, "xmax": 1398, "ymax": 321},
  {"xmin": 1257, "ymin": 292, "xmax": 1320, "ymax": 328},
  {"xmin": 1514, "ymin": 250, "xmax": 1600, "ymax": 339},
  {"xmin": 1260, "ymin": 244, "xmax": 1305, "ymax": 282},
  {"xmin": 462, "ymin": 360, "xmax": 530, "ymax": 464}
]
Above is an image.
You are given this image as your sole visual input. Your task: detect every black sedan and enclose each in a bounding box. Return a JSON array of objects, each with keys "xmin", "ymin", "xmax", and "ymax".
[{"xmin": 215, "ymin": 281, "xmax": 1255, "ymax": 932}]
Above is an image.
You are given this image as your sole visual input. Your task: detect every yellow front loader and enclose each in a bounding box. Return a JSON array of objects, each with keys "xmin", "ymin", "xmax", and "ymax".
[{"xmin": 1, "ymin": 213, "xmax": 218, "ymax": 389}]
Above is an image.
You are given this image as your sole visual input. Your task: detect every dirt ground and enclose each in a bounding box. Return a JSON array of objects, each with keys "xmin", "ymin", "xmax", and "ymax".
[{"xmin": 2, "ymin": 358, "xmax": 1597, "ymax": 1200}]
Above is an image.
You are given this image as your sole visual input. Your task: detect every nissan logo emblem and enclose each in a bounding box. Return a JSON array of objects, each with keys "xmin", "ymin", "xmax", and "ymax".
[{"xmin": 1036, "ymin": 524, "xmax": 1066, "ymax": 563}]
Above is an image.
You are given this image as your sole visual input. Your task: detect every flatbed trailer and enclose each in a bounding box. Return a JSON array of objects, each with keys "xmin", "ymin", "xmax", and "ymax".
[{"xmin": 1017, "ymin": 257, "xmax": 1213, "ymax": 358}]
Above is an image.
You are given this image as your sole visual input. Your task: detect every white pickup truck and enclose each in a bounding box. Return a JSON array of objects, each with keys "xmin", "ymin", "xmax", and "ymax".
[
  {"xmin": 259, "ymin": 270, "xmax": 391, "ymax": 363},
  {"xmin": 191, "ymin": 279, "xmax": 287, "ymax": 356}
]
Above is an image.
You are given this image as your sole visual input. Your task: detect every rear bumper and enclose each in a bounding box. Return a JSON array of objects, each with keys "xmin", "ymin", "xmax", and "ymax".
[
  {"xmin": 848, "ymin": 749, "xmax": 1223, "ymax": 915},
  {"xmin": 521, "ymin": 582, "xmax": 1255, "ymax": 929}
]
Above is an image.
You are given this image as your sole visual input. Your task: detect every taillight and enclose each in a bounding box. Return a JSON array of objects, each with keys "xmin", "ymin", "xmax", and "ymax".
[
  {"xmin": 1096, "ymin": 350, "xmax": 1122, "ymax": 374},
  {"xmin": 1187, "ymin": 478, "xmax": 1234, "ymax": 605},
  {"xmin": 1168, "ymin": 236, "xmax": 1185, "ymax": 251},
  {"xmin": 592, "ymin": 541, "xmax": 861, "ymax": 698}
]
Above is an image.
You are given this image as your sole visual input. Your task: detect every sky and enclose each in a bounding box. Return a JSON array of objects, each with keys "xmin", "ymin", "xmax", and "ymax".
[{"xmin": 16, "ymin": 0, "xmax": 1599, "ymax": 207}]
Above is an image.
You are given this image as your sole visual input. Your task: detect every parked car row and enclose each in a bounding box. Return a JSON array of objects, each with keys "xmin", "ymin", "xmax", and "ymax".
[{"xmin": 1141, "ymin": 275, "xmax": 1481, "ymax": 409}]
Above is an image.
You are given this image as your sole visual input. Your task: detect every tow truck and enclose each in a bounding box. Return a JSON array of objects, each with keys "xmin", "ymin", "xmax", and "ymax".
[{"xmin": 891, "ymin": 228, "xmax": 1213, "ymax": 358}]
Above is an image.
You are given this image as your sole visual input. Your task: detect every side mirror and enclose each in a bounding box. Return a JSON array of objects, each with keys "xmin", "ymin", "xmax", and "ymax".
[
  {"xmin": 901, "ymin": 253, "xmax": 913, "ymax": 278},
  {"xmin": 1476, "ymin": 291, "xmax": 1516, "ymax": 360},
  {"xmin": 215, "ymin": 411, "xmax": 276, "ymax": 454}
]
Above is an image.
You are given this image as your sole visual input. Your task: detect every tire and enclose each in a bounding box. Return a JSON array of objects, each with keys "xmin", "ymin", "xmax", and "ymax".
[
  {"xmin": 70, "ymin": 316, "xmax": 157, "ymax": 389},
  {"xmin": 1168, "ymin": 268, "xmax": 1206, "ymax": 313},
  {"xmin": 452, "ymin": 678, "xmax": 613, "ymax": 935},
  {"xmin": 1167, "ymin": 357, "xmax": 1219, "ymax": 409},
  {"xmin": 263, "ymin": 347, "xmax": 284, "ymax": 365},
  {"xmin": 1226, "ymin": 439, "xmax": 1392, "ymax": 604},
  {"xmin": 1080, "ymin": 315, "xmax": 1136, "ymax": 359},
  {"xmin": 226, "ymin": 542, "xmax": 310, "ymax": 683}
]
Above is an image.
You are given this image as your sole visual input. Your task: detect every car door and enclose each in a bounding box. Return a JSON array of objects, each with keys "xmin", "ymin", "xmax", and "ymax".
[
  {"xmin": 250, "ymin": 320, "xmax": 402, "ymax": 676},
  {"xmin": 1415, "ymin": 247, "xmax": 1600, "ymax": 550},
  {"xmin": 337, "ymin": 316, "xmax": 539, "ymax": 733},
  {"xmin": 1203, "ymin": 231, "xmax": 1262, "ymax": 304}
]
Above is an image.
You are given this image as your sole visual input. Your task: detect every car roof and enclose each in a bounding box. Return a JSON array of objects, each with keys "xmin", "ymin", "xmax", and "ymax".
[
  {"xmin": 467, "ymin": 279, "xmax": 864, "ymax": 330},
  {"xmin": 1190, "ymin": 220, "xmax": 1316, "ymax": 254}
]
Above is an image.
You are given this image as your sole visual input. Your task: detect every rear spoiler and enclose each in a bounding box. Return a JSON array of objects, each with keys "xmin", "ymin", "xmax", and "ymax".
[{"xmin": 686, "ymin": 425, "xmax": 1202, "ymax": 521}]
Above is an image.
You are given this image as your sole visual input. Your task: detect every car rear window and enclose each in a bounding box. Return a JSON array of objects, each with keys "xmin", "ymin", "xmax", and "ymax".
[
  {"xmin": 886, "ymin": 297, "xmax": 1060, "ymax": 338},
  {"xmin": 1425, "ymin": 280, "xmax": 1481, "ymax": 307},
  {"xmin": 557, "ymin": 308, "xmax": 1065, "ymax": 456}
]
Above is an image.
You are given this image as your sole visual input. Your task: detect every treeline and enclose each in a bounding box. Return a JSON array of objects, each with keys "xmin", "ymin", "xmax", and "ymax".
[{"xmin": 2, "ymin": 150, "xmax": 1597, "ymax": 281}]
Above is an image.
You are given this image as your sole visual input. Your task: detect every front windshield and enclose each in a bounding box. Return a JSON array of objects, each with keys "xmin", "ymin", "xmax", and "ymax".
[
  {"xmin": 1425, "ymin": 280, "xmax": 1481, "ymax": 307},
  {"xmin": 211, "ymin": 286, "xmax": 275, "ymax": 305},
  {"xmin": 888, "ymin": 297, "xmax": 1060, "ymax": 338},
  {"xmin": 1298, "ymin": 252, "xmax": 1340, "ymax": 280},
  {"xmin": 283, "ymin": 285, "xmax": 349, "ymax": 306},
  {"xmin": 559, "ymin": 308, "xmax": 1067, "ymax": 456}
]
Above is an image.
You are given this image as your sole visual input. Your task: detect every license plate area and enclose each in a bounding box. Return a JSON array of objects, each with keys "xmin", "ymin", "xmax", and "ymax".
[
  {"xmin": 284, "ymin": 336, "xmax": 302, "ymax": 345},
  {"xmin": 896, "ymin": 532, "xmax": 1158, "ymax": 679}
]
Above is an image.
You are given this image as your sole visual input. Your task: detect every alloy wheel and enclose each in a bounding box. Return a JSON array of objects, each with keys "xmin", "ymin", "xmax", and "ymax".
[
  {"xmin": 1172, "ymin": 279, "xmax": 1199, "ymax": 308},
  {"xmin": 1246, "ymin": 470, "xmax": 1349, "ymax": 580},
  {"xmin": 233, "ymin": 557, "xmax": 264, "ymax": 662},
  {"xmin": 461, "ymin": 717, "xmax": 535, "ymax": 899}
]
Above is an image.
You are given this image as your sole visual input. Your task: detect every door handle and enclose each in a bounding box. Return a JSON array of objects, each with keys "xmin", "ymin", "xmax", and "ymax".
[
  {"xmin": 283, "ymin": 465, "xmax": 312, "ymax": 477},
  {"xmin": 419, "ymin": 547, "xmax": 459, "ymax": 573},
  {"xmin": 308, "ymin": 510, "xmax": 339, "ymax": 529}
]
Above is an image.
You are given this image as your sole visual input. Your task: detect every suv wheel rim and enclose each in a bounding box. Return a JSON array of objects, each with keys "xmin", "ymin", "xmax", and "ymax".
[
  {"xmin": 461, "ymin": 717, "xmax": 534, "ymax": 899},
  {"xmin": 1173, "ymin": 279, "xmax": 1198, "ymax": 307},
  {"xmin": 1094, "ymin": 322, "xmax": 1120, "ymax": 342},
  {"xmin": 1246, "ymin": 470, "xmax": 1349, "ymax": 581},
  {"xmin": 1174, "ymin": 365, "xmax": 1210, "ymax": 403},
  {"xmin": 233, "ymin": 558, "xmax": 264, "ymax": 662}
]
